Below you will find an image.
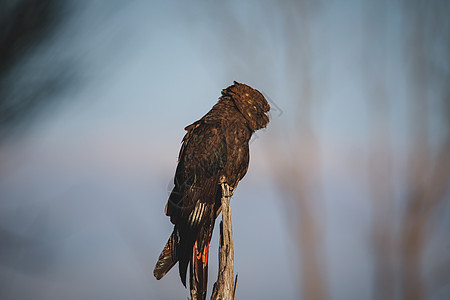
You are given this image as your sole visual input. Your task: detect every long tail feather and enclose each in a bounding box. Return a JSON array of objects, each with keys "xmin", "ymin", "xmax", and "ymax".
[
  {"xmin": 190, "ymin": 238, "xmax": 211, "ymax": 300},
  {"xmin": 153, "ymin": 229, "xmax": 178, "ymax": 280},
  {"xmin": 178, "ymin": 242, "xmax": 190, "ymax": 287}
]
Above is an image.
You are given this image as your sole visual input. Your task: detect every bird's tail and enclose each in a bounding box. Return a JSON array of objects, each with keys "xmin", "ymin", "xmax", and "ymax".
[
  {"xmin": 189, "ymin": 234, "xmax": 212, "ymax": 300},
  {"xmin": 153, "ymin": 228, "xmax": 178, "ymax": 280}
]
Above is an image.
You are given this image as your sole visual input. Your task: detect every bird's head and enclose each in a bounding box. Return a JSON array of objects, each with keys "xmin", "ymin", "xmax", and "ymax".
[{"xmin": 221, "ymin": 81, "xmax": 270, "ymax": 131}]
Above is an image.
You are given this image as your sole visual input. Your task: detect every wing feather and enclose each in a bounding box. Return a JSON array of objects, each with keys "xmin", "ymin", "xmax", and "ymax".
[
  {"xmin": 166, "ymin": 120, "xmax": 227, "ymax": 226},
  {"xmin": 165, "ymin": 120, "xmax": 227, "ymax": 286}
]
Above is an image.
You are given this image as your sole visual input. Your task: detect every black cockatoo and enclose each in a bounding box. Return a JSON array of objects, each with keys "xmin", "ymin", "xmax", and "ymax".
[{"xmin": 154, "ymin": 81, "xmax": 270, "ymax": 299}]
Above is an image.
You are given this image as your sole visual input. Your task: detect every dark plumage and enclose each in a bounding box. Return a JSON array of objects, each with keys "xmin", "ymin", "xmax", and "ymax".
[{"xmin": 153, "ymin": 81, "xmax": 270, "ymax": 299}]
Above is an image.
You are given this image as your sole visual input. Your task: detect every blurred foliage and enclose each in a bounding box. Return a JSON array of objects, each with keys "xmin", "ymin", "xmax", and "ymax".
[{"xmin": 0, "ymin": 0, "xmax": 69, "ymax": 138}]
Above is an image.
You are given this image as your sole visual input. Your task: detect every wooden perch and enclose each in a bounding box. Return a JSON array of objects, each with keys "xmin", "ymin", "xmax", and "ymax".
[{"xmin": 211, "ymin": 177, "xmax": 237, "ymax": 300}]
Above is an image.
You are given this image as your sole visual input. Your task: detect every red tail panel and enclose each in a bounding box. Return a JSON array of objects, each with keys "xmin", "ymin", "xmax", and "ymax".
[{"xmin": 190, "ymin": 240, "xmax": 210, "ymax": 300}]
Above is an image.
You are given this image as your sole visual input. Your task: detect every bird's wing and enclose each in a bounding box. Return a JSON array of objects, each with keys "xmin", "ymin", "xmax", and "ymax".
[
  {"xmin": 165, "ymin": 119, "xmax": 228, "ymax": 287},
  {"xmin": 166, "ymin": 119, "xmax": 227, "ymax": 229}
]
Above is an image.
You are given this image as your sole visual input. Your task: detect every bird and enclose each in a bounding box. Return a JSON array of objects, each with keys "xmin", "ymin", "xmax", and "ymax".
[{"xmin": 153, "ymin": 81, "xmax": 270, "ymax": 299}]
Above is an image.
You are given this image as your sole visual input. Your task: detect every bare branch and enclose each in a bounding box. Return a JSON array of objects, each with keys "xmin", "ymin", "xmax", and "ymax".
[{"xmin": 211, "ymin": 177, "xmax": 236, "ymax": 300}]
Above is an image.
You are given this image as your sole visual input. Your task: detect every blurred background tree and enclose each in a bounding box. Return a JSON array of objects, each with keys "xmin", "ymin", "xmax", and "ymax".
[
  {"xmin": 0, "ymin": 0, "xmax": 72, "ymax": 139},
  {"xmin": 0, "ymin": 0, "xmax": 69, "ymax": 283},
  {"xmin": 400, "ymin": 1, "xmax": 450, "ymax": 299}
]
